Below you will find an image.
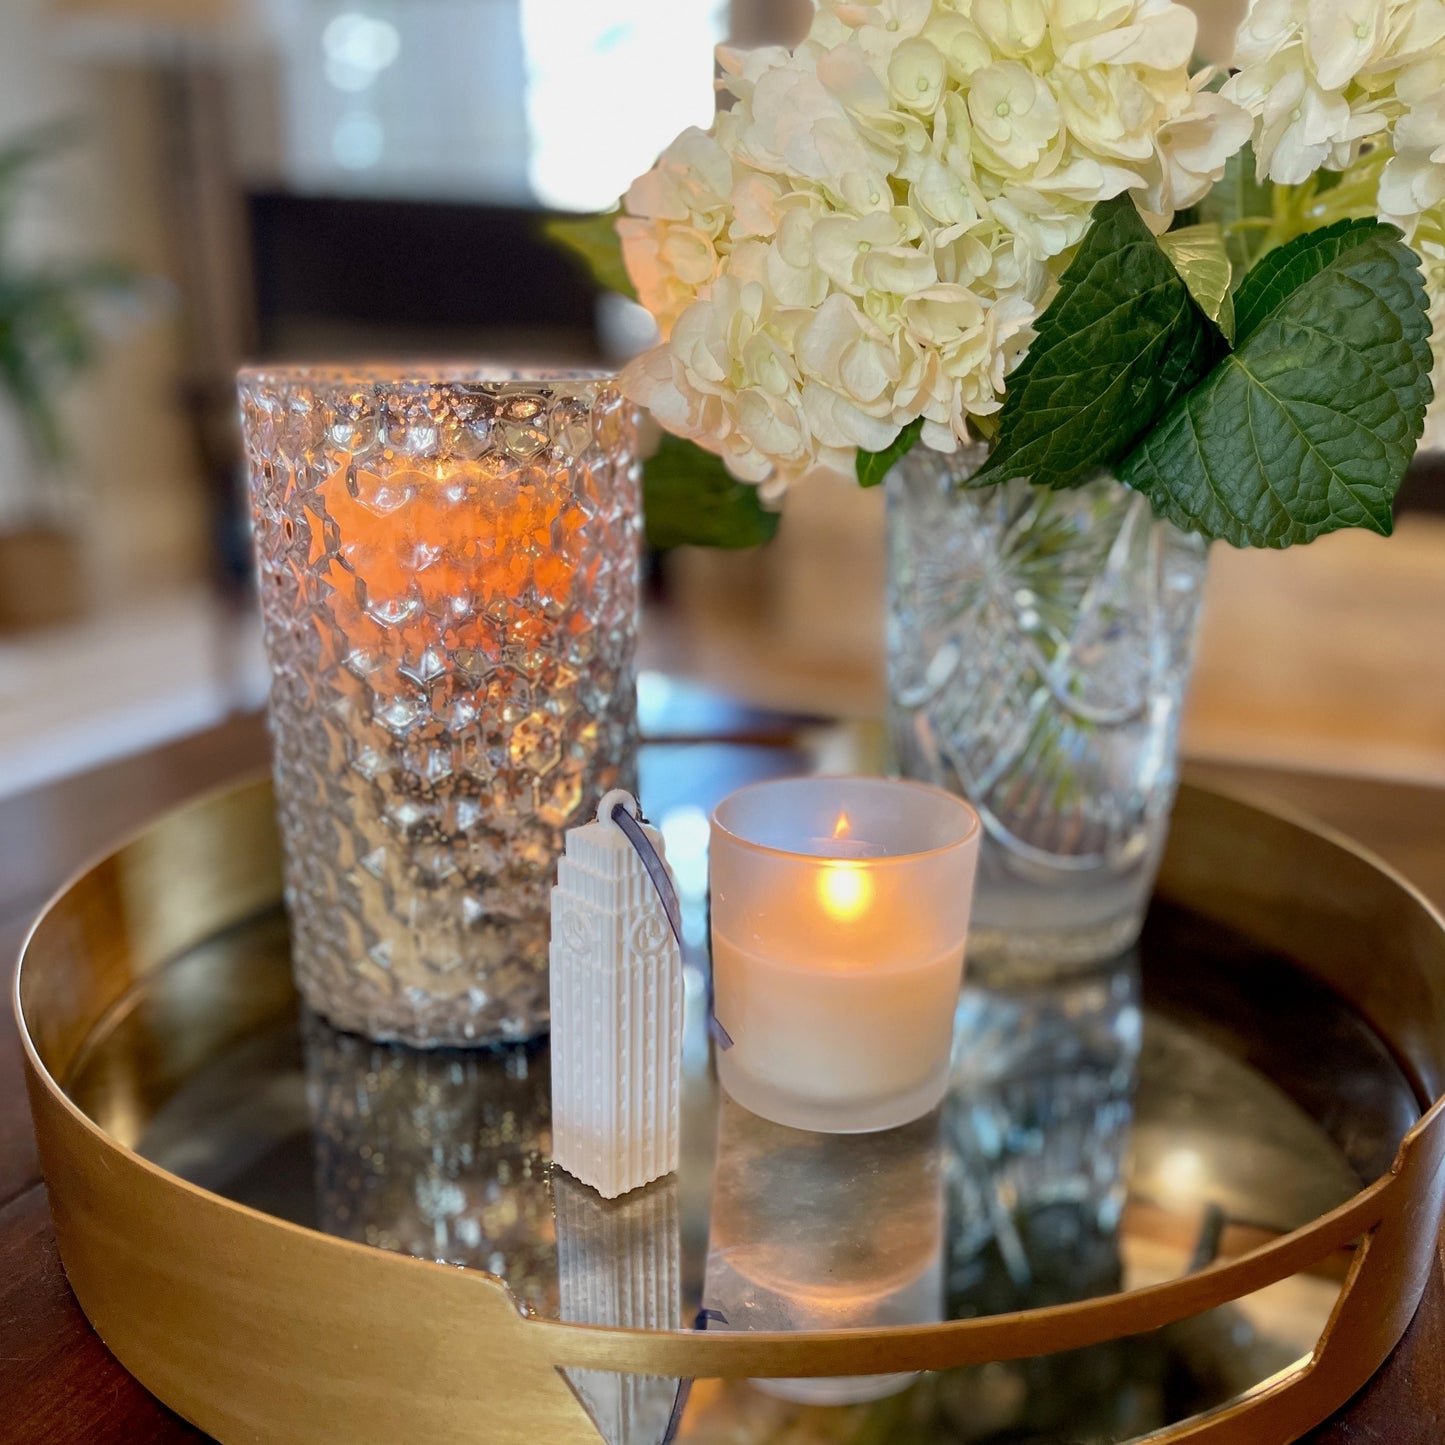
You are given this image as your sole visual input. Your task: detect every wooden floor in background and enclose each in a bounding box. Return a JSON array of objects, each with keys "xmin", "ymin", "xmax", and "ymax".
[{"xmin": 1186, "ymin": 517, "xmax": 1445, "ymax": 783}]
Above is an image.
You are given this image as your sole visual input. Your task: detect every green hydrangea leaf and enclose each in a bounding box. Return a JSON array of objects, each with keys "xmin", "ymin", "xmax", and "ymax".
[
  {"xmin": 1230, "ymin": 216, "xmax": 1383, "ymax": 344},
  {"xmin": 971, "ymin": 195, "xmax": 1227, "ymax": 492},
  {"xmin": 643, "ymin": 433, "xmax": 780, "ymax": 550},
  {"xmin": 542, "ymin": 211, "xmax": 636, "ymax": 300},
  {"xmin": 856, "ymin": 417, "xmax": 923, "ymax": 488},
  {"xmin": 1121, "ymin": 220, "xmax": 1433, "ymax": 548},
  {"xmin": 1160, "ymin": 222, "xmax": 1234, "ymax": 342}
]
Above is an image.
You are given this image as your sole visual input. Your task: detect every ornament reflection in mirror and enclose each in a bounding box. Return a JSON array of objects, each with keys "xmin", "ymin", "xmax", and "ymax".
[{"xmin": 555, "ymin": 1171, "xmax": 682, "ymax": 1444}]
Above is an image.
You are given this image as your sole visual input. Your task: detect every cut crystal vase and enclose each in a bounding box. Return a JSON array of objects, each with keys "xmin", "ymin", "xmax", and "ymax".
[
  {"xmin": 888, "ymin": 446, "xmax": 1208, "ymax": 980},
  {"xmin": 240, "ymin": 366, "xmax": 640, "ymax": 1045}
]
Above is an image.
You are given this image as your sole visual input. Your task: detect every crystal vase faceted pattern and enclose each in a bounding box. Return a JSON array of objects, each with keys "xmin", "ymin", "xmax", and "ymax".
[
  {"xmin": 241, "ymin": 367, "xmax": 640, "ymax": 1045},
  {"xmin": 888, "ymin": 448, "xmax": 1207, "ymax": 977}
]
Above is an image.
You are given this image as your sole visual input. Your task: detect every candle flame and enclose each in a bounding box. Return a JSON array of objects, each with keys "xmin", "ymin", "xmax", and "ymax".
[
  {"xmin": 833, "ymin": 811, "xmax": 851, "ymax": 839},
  {"xmin": 818, "ymin": 862, "xmax": 873, "ymax": 923}
]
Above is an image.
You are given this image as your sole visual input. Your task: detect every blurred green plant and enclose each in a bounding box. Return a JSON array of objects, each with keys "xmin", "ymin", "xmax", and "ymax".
[
  {"xmin": 544, "ymin": 210, "xmax": 638, "ymax": 304},
  {"xmin": 0, "ymin": 123, "xmax": 139, "ymax": 483},
  {"xmin": 1195, "ymin": 141, "xmax": 1394, "ymax": 273}
]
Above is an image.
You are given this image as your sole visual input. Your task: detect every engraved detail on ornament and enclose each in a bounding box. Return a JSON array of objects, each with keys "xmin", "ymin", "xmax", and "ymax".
[
  {"xmin": 628, "ymin": 908, "xmax": 671, "ymax": 962},
  {"xmin": 558, "ymin": 898, "xmax": 598, "ymax": 955}
]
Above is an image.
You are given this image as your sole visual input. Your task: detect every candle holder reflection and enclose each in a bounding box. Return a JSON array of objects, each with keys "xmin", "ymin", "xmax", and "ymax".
[
  {"xmin": 704, "ymin": 1097, "xmax": 945, "ymax": 1406},
  {"xmin": 554, "ymin": 1172, "xmax": 682, "ymax": 1445},
  {"xmin": 302, "ymin": 1013, "xmax": 558, "ymax": 1314}
]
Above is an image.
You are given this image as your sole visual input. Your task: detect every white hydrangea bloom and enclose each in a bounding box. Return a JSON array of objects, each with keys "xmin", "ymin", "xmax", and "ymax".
[
  {"xmin": 1379, "ymin": 52, "xmax": 1445, "ymax": 229},
  {"xmin": 618, "ymin": 0, "xmax": 1251, "ymax": 494},
  {"xmin": 616, "ymin": 128, "xmax": 736, "ymax": 338},
  {"xmin": 1224, "ymin": 0, "xmax": 1445, "ymax": 222}
]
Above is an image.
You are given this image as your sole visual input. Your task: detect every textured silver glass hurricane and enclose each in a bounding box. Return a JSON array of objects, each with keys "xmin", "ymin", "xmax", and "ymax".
[
  {"xmin": 888, "ymin": 447, "xmax": 1208, "ymax": 979},
  {"xmin": 240, "ymin": 366, "xmax": 640, "ymax": 1045}
]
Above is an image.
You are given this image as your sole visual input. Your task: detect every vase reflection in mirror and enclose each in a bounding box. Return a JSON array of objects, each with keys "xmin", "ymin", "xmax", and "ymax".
[
  {"xmin": 889, "ymin": 446, "xmax": 1208, "ymax": 982},
  {"xmin": 302, "ymin": 1015, "xmax": 557, "ymax": 1313},
  {"xmin": 704, "ymin": 1097, "xmax": 945, "ymax": 1406},
  {"xmin": 241, "ymin": 366, "xmax": 641, "ymax": 1046},
  {"xmin": 949, "ymin": 955, "xmax": 1142, "ymax": 1320},
  {"xmin": 938, "ymin": 956, "xmax": 1147, "ymax": 1439}
]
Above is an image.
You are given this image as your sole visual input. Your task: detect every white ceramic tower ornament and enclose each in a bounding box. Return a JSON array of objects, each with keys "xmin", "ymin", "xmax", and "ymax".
[{"xmin": 550, "ymin": 790, "xmax": 684, "ymax": 1199}]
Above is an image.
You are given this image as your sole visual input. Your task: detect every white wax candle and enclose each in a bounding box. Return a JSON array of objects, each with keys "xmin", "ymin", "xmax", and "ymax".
[
  {"xmin": 711, "ymin": 936, "xmax": 963, "ymax": 1118},
  {"xmin": 710, "ymin": 777, "xmax": 980, "ymax": 1135}
]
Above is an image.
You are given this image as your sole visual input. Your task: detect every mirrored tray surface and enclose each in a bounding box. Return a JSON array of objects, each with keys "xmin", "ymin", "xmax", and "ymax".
[{"xmin": 62, "ymin": 890, "xmax": 1419, "ymax": 1445}]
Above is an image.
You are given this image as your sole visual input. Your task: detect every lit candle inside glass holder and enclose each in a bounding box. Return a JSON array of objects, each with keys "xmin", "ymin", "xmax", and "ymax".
[
  {"xmin": 710, "ymin": 777, "xmax": 980, "ymax": 1135},
  {"xmin": 239, "ymin": 365, "xmax": 641, "ymax": 1048}
]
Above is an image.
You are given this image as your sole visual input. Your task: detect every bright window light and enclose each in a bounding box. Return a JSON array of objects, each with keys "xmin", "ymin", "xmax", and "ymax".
[
  {"xmin": 519, "ymin": 0, "xmax": 726, "ymax": 213},
  {"xmin": 322, "ymin": 12, "xmax": 401, "ymax": 92},
  {"xmin": 332, "ymin": 111, "xmax": 385, "ymax": 169}
]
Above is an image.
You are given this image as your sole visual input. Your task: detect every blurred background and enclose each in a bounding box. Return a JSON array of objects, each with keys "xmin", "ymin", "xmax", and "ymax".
[{"xmin": 0, "ymin": 0, "xmax": 1440, "ymax": 807}]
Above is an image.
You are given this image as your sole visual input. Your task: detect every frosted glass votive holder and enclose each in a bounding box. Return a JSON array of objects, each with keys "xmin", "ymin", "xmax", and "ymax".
[{"xmin": 709, "ymin": 776, "xmax": 981, "ymax": 1135}]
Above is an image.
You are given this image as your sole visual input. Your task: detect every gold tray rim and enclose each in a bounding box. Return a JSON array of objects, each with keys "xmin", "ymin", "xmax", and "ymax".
[{"xmin": 13, "ymin": 776, "xmax": 1445, "ymax": 1444}]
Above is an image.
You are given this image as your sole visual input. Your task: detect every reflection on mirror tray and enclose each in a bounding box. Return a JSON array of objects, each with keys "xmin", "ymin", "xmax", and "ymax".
[
  {"xmin": 303, "ymin": 1017, "xmax": 558, "ymax": 1309},
  {"xmin": 947, "ymin": 952, "xmax": 1142, "ymax": 1316},
  {"xmin": 706, "ymin": 1100, "xmax": 945, "ymax": 1405},
  {"xmin": 555, "ymin": 1172, "xmax": 682, "ymax": 1443},
  {"xmin": 682, "ymin": 954, "xmax": 1342, "ymax": 1444},
  {"xmin": 97, "ymin": 908, "xmax": 1393, "ymax": 1445}
]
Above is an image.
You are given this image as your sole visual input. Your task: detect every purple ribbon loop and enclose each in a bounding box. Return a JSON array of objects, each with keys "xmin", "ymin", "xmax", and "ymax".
[
  {"xmin": 609, "ymin": 800, "xmax": 733, "ymax": 1052},
  {"xmin": 610, "ymin": 802, "xmax": 683, "ymax": 951}
]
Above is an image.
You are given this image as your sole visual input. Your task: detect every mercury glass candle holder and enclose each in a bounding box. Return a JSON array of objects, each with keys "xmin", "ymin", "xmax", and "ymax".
[
  {"xmin": 710, "ymin": 776, "xmax": 981, "ymax": 1134},
  {"xmin": 240, "ymin": 365, "xmax": 640, "ymax": 1046}
]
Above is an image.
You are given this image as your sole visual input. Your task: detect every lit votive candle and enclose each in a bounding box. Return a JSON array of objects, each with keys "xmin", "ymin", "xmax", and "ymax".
[{"xmin": 709, "ymin": 776, "xmax": 980, "ymax": 1134}]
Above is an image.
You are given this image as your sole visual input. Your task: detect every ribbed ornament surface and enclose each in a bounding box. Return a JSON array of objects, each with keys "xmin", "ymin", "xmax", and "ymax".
[{"xmin": 550, "ymin": 817, "xmax": 682, "ymax": 1200}]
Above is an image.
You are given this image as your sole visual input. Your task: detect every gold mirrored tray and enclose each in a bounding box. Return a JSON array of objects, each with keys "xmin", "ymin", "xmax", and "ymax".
[{"xmin": 14, "ymin": 775, "xmax": 1445, "ymax": 1445}]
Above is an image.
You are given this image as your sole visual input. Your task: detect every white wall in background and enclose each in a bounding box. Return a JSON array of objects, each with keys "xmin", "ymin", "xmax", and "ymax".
[
  {"xmin": 519, "ymin": 0, "xmax": 726, "ymax": 212},
  {"xmin": 257, "ymin": 0, "xmax": 724, "ymax": 209},
  {"xmin": 267, "ymin": 0, "xmax": 532, "ymax": 200}
]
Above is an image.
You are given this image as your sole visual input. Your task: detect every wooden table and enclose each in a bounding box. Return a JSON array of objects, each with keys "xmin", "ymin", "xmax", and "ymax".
[{"xmin": 3, "ymin": 717, "xmax": 1444, "ymax": 1443}]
